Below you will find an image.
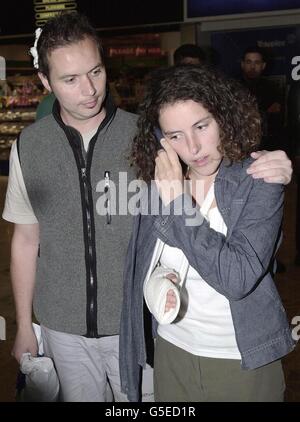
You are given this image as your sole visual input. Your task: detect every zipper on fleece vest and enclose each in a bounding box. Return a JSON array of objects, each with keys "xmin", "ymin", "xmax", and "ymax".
[
  {"xmin": 80, "ymin": 164, "xmax": 98, "ymax": 337},
  {"xmin": 58, "ymin": 127, "xmax": 99, "ymax": 338}
]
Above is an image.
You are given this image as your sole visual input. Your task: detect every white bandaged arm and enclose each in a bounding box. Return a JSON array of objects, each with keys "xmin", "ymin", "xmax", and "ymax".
[{"xmin": 143, "ymin": 266, "xmax": 181, "ymax": 325}]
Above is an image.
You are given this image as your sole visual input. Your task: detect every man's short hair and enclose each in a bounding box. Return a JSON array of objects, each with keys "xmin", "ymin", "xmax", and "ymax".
[
  {"xmin": 37, "ymin": 11, "xmax": 104, "ymax": 78},
  {"xmin": 242, "ymin": 46, "xmax": 267, "ymax": 63},
  {"xmin": 173, "ymin": 44, "xmax": 206, "ymax": 65}
]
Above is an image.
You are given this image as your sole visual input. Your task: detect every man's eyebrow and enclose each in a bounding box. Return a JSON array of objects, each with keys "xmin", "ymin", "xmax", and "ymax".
[
  {"xmin": 89, "ymin": 63, "xmax": 104, "ymax": 72},
  {"xmin": 59, "ymin": 63, "xmax": 103, "ymax": 79}
]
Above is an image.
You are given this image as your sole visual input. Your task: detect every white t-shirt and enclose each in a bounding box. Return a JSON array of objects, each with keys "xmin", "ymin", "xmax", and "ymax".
[
  {"xmin": 158, "ymin": 184, "xmax": 241, "ymax": 360},
  {"xmin": 2, "ymin": 128, "xmax": 98, "ymax": 224}
]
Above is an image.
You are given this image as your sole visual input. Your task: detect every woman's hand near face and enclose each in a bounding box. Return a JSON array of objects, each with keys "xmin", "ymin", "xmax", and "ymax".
[{"xmin": 155, "ymin": 139, "xmax": 184, "ymax": 206}]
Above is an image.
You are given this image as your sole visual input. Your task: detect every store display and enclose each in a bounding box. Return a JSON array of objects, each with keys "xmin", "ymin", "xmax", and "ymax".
[
  {"xmin": 0, "ymin": 110, "xmax": 36, "ymax": 161},
  {"xmin": 0, "ymin": 76, "xmax": 42, "ymax": 174}
]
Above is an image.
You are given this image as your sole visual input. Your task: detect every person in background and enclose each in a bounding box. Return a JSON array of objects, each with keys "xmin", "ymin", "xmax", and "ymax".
[
  {"xmin": 287, "ymin": 79, "xmax": 300, "ymax": 265},
  {"xmin": 173, "ymin": 43, "xmax": 206, "ymax": 66},
  {"xmin": 35, "ymin": 92, "xmax": 56, "ymax": 120},
  {"xmin": 120, "ymin": 64, "xmax": 295, "ymax": 402},
  {"xmin": 240, "ymin": 46, "xmax": 284, "ymax": 151},
  {"xmin": 2, "ymin": 11, "xmax": 153, "ymax": 402}
]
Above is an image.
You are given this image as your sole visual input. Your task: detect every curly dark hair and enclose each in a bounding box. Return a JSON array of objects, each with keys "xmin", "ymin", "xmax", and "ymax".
[
  {"xmin": 131, "ymin": 64, "xmax": 261, "ymax": 182},
  {"xmin": 37, "ymin": 12, "xmax": 104, "ymax": 78}
]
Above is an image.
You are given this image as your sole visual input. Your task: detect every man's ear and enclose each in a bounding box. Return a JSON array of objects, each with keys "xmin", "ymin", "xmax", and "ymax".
[{"xmin": 38, "ymin": 72, "xmax": 52, "ymax": 92}]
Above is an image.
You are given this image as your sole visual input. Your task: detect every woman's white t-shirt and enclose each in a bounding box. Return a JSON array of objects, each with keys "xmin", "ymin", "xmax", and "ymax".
[{"xmin": 158, "ymin": 183, "xmax": 241, "ymax": 360}]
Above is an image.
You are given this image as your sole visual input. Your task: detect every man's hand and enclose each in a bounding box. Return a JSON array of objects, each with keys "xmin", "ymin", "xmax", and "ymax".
[
  {"xmin": 10, "ymin": 223, "xmax": 39, "ymax": 363},
  {"xmin": 155, "ymin": 139, "xmax": 184, "ymax": 206},
  {"xmin": 247, "ymin": 150, "xmax": 292, "ymax": 184},
  {"xmin": 12, "ymin": 325, "xmax": 38, "ymax": 363}
]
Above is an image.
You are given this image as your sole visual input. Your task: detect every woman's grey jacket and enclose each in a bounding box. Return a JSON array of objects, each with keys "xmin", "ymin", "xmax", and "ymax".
[{"xmin": 120, "ymin": 158, "xmax": 295, "ymax": 402}]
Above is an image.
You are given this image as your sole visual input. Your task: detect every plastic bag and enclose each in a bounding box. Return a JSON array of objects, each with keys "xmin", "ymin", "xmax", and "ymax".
[
  {"xmin": 17, "ymin": 324, "xmax": 59, "ymax": 402},
  {"xmin": 19, "ymin": 353, "xmax": 59, "ymax": 402}
]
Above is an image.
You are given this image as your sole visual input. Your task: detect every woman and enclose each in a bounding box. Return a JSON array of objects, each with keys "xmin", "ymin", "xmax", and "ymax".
[{"xmin": 120, "ymin": 65, "xmax": 294, "ymax": 402}]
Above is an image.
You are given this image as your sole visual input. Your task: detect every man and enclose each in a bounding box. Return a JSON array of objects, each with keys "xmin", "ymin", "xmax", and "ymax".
[
  {"xmin": 240, "ymin": 46, "xmax": 284, "ymax": 151},
  {"xmin": 2, "ymin": 12, "xmax": 293, "ymax": 402},
  {"xmin": 3, "ymin": 12, "xmax": 143, "ymax": 402}
]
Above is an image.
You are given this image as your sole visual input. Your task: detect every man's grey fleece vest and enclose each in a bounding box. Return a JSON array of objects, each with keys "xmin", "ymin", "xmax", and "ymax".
[{"xmin": 19, "ymin": 108, "xmax": 138, "ymax": 336}]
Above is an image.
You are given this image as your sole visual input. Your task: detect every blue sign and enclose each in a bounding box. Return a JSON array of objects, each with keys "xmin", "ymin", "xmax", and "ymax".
[{"xmin": 187, "ymin": 0, "xmax": 300, "ymax": 18}]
